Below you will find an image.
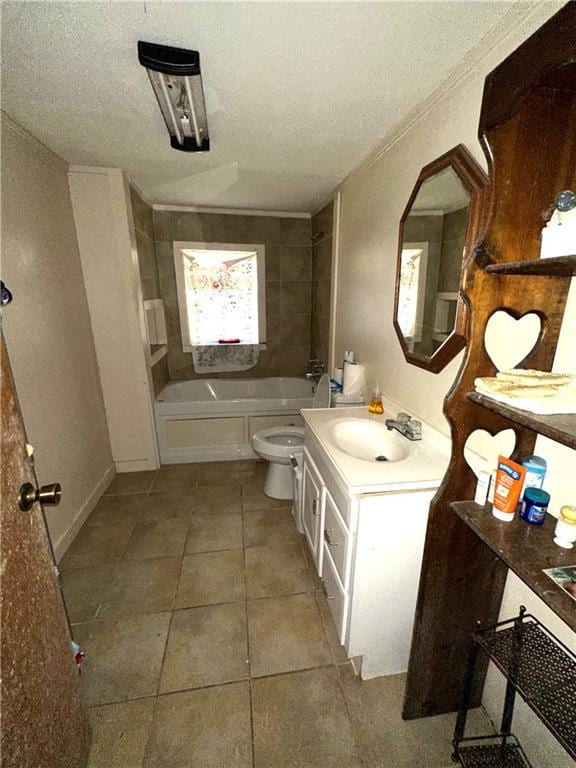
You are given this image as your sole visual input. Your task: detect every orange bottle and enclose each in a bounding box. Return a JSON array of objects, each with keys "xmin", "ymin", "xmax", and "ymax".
[{"xmin": 368, "ymin": 385, "xmax": 384, "ymax": 414}]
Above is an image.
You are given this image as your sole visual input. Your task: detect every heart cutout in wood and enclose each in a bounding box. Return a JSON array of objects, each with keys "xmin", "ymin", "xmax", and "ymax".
[
  {"xmin": 464, "ymin": 428, "xmax": 517, "ymax": 478},
  {"xmin": 484, "ymin": 311, "xmax": 541, "ymax": 372}
]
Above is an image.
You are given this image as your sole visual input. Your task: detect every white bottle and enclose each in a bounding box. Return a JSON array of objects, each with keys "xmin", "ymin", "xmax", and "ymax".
[{"xmin": 474, "ymin": 471, "xmax": 491, "ymax": 506}]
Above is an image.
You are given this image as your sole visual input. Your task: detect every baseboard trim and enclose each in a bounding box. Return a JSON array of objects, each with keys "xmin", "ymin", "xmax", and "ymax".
[
  {"xmin": 115, "ymin": 458, "xmax": 157, "ymax": 472},
  {"xmin": 53, "ymin": 464, "xmax": 115, "ymax": 562}
]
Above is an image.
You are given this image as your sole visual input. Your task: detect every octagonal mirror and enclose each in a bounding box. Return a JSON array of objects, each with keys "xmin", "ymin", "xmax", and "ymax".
[{"xmin": 393, "ymin": 144, "xmax": 487, "ymax": 373}]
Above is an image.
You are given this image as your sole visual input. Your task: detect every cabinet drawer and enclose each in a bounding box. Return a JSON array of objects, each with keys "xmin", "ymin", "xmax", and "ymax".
[
  {"xmin": 323, "ymin": 490, "xmax": 352, "ymax": 588},
  {"xmin": 321, "ymin": 545, "xmax": 348, "ymax": 644}
]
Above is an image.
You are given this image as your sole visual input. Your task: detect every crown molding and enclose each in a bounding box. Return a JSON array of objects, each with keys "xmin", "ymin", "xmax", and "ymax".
[
  {"xmin": 152, "ymin": 203, "xmax": 311, "ymax": 219},
  {"xmin": 1, "ymin": 111, "xmax": 68, "ymax": 170}
]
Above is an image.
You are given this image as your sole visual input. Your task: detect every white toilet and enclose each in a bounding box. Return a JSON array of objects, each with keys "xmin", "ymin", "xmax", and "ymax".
[{"xmin": 251, "ymin": 374, "xmax": 331, "ymax": 499}]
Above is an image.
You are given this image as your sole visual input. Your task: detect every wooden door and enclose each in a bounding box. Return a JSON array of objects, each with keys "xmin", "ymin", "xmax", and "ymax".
[{"xmin": 0, "ymin": 334, "xmax": 91, "ymax": 768}]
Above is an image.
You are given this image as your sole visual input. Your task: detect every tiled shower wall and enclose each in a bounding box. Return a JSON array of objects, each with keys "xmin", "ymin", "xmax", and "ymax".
[
  {"xmin": 130, "ymin": 186, "xmax": 169, "ymax": 396},
  {"xmin": 152, "ymin": 210, "xmax": 313, "ymax": 379},
  {"xmin": 310, "ymin": 202, "xmax": 334, "ymax": 369}
]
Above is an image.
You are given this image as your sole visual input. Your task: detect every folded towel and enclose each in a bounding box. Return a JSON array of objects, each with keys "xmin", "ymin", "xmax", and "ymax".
[
  {"xmin": 496, "ymin": 369, "xmax": 574, "ymax": 387},
  {"xmin": 474, "ymin": 373, "xmax": 576, "ymax": 414}
]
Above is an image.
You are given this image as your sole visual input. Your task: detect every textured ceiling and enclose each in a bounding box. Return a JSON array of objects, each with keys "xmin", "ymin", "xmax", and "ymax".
[{"xmin": 2, "ymin": 1, "xmax": 517, "ymax": 212}]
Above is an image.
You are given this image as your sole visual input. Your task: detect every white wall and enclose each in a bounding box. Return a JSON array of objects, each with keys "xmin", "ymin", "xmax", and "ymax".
[
  {"xmin": 68, "ymin": 167, "xmax": 159, "ymax": 473},
  {"xmin": 333, "ymin": 4, "xmax": 575, "ymax": 764},
  {"xmin": 1, "ymin": 113, "xmax": 114, "ymax": 559}
]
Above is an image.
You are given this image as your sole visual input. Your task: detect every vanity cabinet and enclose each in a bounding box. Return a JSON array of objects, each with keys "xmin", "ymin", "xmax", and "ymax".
[
  {"xmin": 302, "ymin": 434, "xmax": 437, "ymax": 679},
  {"xmin": 301, "ymin": 454, "xmax": 324, "ymax": 571}
]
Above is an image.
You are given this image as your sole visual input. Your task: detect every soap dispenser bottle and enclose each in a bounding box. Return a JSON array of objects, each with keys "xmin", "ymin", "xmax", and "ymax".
[{"xmin": 368, "ymin": 385, "xmax": 384, "ymax": 414}]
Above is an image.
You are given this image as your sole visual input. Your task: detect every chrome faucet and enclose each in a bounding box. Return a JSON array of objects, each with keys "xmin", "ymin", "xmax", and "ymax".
[
  {"xmin": 385, "ymin": 412, "xmax": 422, "ymax": 441},
  {"xmin": 305, "ymin": 358, "xmax": 325, "ymax": 381}
]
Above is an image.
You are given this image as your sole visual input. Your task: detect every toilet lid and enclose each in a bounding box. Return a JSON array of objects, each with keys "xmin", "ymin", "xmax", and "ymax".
[{"xmin": 312, "ymin": 374, "xmax": 331, "ymax": 408}]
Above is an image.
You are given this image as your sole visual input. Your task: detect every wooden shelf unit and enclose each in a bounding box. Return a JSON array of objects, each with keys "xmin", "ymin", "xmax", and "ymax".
[
  {"xmin": 452, "ymin": 501, "xmax": 575, "ymax": 633},
  {"xmin": 485, "ymin": 255, "xmax": 576, "ymax": 277},
  {"xmin": 467, "ymin": 392, "xmax": 576, "ymax": 450},
  {"xmin": 404, "ymin": 5, "xmax": 576, "ymax": 723}
]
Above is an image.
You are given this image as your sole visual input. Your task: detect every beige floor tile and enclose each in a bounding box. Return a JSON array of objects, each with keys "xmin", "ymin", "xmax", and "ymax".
[
  {"xmin": 174, "ymin": 550, "xmax": 245, "ymax": 608},
  {"xmin": 248, "ymin": 593, "xmax": 331, "ymax": 677},
  {"xmin": 315, "ymin": 591, "xmax": 348, "ymax": 664},
  {"xmin": 233, "ymin": 460, "xmax": 267, "ymax": 481},
  {"xmin": 85, "ymin": 494, "xmax": 145, "ymax": 528},
  {"xmin": 185, "ymin": 513, "xmax": 243, "ymax": 553},
  {"xmin": 149, "ymin": 463, "xmax": 198, "ymax": 495},
  {"xmin": 408, "ymin": 707, "xmax": 493, "ymax": 767},
  {"xmin": 75, "ymin": 613, "xmax": 170, "ymax": 705},
  {"xmin": 243, "ymin": 509, "xmax": 302, "ymax": 548},
  {"xmin": 242, "ymin": 482, "xmax": 293, "ymax": 511},
  {"xmin": 143, "ymin": 683, "xmax": 252, "ymax": 768},
  {"xmin": 98, "ymin": 557, "xmax": 181, "ymax": 620},
  {"xmin": 252, "ymin": 667, "xmax": 362, "ymax": 768},
  {"xmin": 196, "ymin": 462, "xmax": 243, "ymax": 488},
  {"xmin": 245, "ymin": 542, "xmax": 314, "ymax": 598},
  {"xmin": 61, "ymin": 565, "xmax": 115, "ymax": 623},
  {"xmin": 337, "ymin": 665, "xmax": 421, "ymax": 764},
  {"xmin": 337, "ymin": 664, "xmax": 493, "ymax": 767},
  {"xmin": 193, "ymin": 485, "xmax": 242, "ymax": 514},
  {"xmin": 88, "ymin": 698, "xmax": 154, "ymax": 768},
  {"xmin": 105, "ymin": 471, "xmax": 156, "ymax": 496},
  {"xmin": 59, "ymin": 522, "xmax": 134, "ymax": 572},
  {"xmin": 138, "ymin": 493, "xmax": 196, "ymax": 523},
  {"xmin": 159, "ymin": 603, "xmax": 248, "ymax": 692},
  {"xmin": 123, "ymin": 520, "xmax": 188, "ymax": 560}
]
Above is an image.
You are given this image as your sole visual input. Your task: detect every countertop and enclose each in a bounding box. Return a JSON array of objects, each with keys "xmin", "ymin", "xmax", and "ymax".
[{"xmin": 301, "ymin": 402, "xmax": 451, "ymax": 495}]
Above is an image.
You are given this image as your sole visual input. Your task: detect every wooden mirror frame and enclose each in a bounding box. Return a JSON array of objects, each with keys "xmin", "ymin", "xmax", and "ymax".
[{"xmin": 393, "ymin": 144, "xmax": 488, "ymax": 373}]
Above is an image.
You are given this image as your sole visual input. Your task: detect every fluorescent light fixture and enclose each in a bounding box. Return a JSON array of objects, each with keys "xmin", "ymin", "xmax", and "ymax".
[{"xmin": 138, "ymin": 40, "xmax": 210, "ymax": 152}]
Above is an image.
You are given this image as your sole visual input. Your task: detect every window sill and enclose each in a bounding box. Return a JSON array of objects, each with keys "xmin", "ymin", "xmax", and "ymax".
[{"xmin": 182, "ymin": 342, "xmax": 267, "ymax": 353}]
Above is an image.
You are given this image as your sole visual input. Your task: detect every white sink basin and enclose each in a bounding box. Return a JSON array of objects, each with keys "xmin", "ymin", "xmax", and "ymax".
[{"xmin": 328, "ymin": 419, "xmax": 410, "ymax": 463}]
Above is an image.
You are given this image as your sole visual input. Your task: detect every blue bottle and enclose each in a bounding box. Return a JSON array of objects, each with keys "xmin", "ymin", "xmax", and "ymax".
[{"xmin": 521, "ymin": 455, "xmax": 547, "ymax": 499}]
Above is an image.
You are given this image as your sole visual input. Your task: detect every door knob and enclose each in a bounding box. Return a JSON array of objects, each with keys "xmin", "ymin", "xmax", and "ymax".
[{"xmin": 19, "ymin": 482, "xmax": 62, "ymax": 511}]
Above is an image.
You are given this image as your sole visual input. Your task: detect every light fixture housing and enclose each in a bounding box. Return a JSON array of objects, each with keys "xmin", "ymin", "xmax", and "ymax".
[{"xmin": 138, "ymin": 40, "xmax": 210, "ymax": 152}]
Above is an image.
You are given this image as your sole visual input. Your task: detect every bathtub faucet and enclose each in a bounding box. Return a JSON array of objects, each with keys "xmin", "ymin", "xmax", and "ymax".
[
  {"xmin": 385, "ymin": 412, "xmax": 422, "ymax": 441},
  {"xmin": 305, "ymin": 359, "xmax": 325, "ymax": 381}
]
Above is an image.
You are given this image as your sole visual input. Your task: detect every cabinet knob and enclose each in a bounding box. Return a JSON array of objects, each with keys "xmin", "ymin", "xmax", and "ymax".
[
  {"xmin": 324, "ymin": 529, "xmax": 338, "ymax": 547},
  {"xmin": 312, "ymin": 498, "xmax": 320, "ymax": 516},
  {"xmin": 321, "ymin": 580, "xmax": 336, "ymax": 600}
]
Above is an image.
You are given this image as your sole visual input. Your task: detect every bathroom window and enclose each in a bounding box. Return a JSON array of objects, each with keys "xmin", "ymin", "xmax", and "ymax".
[
  {"xmin": 173, "ymin": 241, "xmax": 266, "ymax": 352},
  {"xmin": 397, "ymin": 242, "xmax": 428, "ymax": 351}
]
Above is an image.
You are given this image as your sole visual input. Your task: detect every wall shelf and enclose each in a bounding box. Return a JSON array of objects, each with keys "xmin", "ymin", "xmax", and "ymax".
[
  {"xmin": 149, "ymin": 344, "xmax": 167, "ymax": 367},
  {"xmin": 452, "ymin": 501, "xmax": 576, "ymax": 633},
  {"xmin": 454, "ymin": 735, "xmax": 532, "ymax": 767},
  {"xmin": 485, "ymin": 255, "xmax": 576, "ymax": 276},
  {"xmin": 466, "ymin": 392, "xmax": 576, "ymax": 450}
]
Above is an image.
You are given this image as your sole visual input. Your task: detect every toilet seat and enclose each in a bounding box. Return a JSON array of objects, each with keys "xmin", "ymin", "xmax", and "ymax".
[
  {"xmin": 252, "ymin": 426, "xmax": 305, "ymax": 464},
  {"xmin": 251, "ymin": 374, "xmax": 331, "ymax": 499}
]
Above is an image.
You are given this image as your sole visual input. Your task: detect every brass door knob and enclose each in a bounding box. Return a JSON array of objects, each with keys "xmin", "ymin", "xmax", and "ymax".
[{"xmin": 19, "ymin": 482, "xmax": 62, "ymax": 511}]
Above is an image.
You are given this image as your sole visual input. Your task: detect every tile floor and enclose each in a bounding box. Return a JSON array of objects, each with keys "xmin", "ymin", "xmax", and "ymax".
[{"xmin": 60, "ymin": 460, "xmax": 491, "ymax": 767}]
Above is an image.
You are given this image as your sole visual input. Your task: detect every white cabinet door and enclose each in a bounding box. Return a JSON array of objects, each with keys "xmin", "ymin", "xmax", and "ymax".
[{"xmin": 302, "ymin": 452, "xmax": 324, "ymax": 574}]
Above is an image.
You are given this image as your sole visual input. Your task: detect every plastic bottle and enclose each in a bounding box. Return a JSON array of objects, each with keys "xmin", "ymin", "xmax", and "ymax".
[
  {"xmin": 554, "ymin": 505, "xmax": 576, "ymax": 549},
  {"xmin": 474, "ymin": 471, "xmax": 491, "ymax": 506},
  {"xmin": 520, "ymin": 455, "xmax": 547, "ymax": 499},
  {"xmin": 368, "ymin": 385, "xmax": 384, "ymax": 414}
]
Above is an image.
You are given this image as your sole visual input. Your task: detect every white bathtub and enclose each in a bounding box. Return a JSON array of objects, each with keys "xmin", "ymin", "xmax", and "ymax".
[{"xmin": 155, "ymin": 377, "xmax": 315, "ymax": 463}]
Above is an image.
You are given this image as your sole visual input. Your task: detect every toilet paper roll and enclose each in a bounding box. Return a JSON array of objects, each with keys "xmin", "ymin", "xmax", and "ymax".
[
  {"xmin": 343, "ymin": 362, "xmax": 366, "ymax": 397},
  {"xmin": 333, "ymin": 367, "xmax": 344, "ymax": 386}
]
